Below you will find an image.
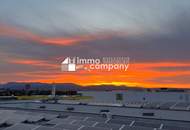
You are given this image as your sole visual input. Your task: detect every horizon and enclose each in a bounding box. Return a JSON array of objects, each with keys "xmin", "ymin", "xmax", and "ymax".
[
  {"xmin": 1, "ymin": 82, "xmax": 190, "ymax": 89},
  {"xmin": 0, "ymin": 0, "xmax": 190, "ymax": 88}
]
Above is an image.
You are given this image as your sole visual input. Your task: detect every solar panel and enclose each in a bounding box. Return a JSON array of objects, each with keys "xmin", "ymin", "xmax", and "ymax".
[
  {"xmin": 27, "ymin": 112, "xmax": 42, "ymax": 116},
  {"xmin": 81, "ymin": 126, "xmax": 111, "ymax": 130},
  {"xmin": 0, "ymin": 119, "xmax": 7, "ymax": 125},
  {"xmin": 172, "ymin": 102, "xmax": 190, "ymax": 110},
  {"xmin": 122, "ymin": 126, "xmax": 154, "ymax": 130},
  {"xmin": 159, "ymin": 102, "xmax": 175, "ymax": 109},
  {"xmin": 133, "ymin": 121, "xmax": 161, "ymax": 128},
  {"xmin": 13, "ymin": 111, "xmax": 29, "ymax": 115},
  {"xmin": 4, "ymin": 123, "xmax": 39, "ymax": 130},
  {"xmin": 0, "ymin": 110, "xmax": 30, "ymax": 124},
  {"xmin": 41, "ymin": 114, "xmax": 58, "ymax": 120},
  {"xmin": 108, "ymin": 119, "xmax": 132, "ymax": 125},
  {"xmin": 6, "ymin": 115, "xmax": 27, "ymax": 124},
  {"xmin": 134, "ymin": 118, "xmax": 161, "ymax": 124},
  {"xmin": 67, "ymin": 116, "xmax": 87, "ymax": 120},
  {"xmin": 95, "ymin": 122, "xmax": 122, "ymax": 130},
  {"xmin": 25, "ymin": 115, "xmax": 44, "ymax": 123},
  {"xmin": 86, "ymin": 117, "xmax": 107, "ymax": 122},
  {"xmin": 0, "ymin": 111, "xmax": 15, "ymax": 120},
  {"xmin": 72, "ymin": 120, "xmax": 97, "ymax": 127},
  {"xmin": 125, "ymin": 102, "xmax": 143, "ymax": 108},
  {"xmin": 2, "ymin": 105, "xmax": 190, "ymax": 130},
  {"xmin": 0, "ymin": 110, "xmax": 16, "ymax": 114},
  {"xmin": 46, "ymin": 118, "xmax": 74, "ymax": 125},
  {"xmin": 163, "ymin": 125, "xmax": 190, "ymax": 130},
  {"xmin": 34, "ymin": 126, "xmax": 61, "ymax": 130},
  {"xmin": 163, "ymin": 121, "xmax": 190, "ymax": 128},
  {"xmin": 113, "ymin": 116, "xmax": 137, "ymax": 120},
  {"xmin": 143, "ymin": 102, "xmax": 161, "ymax": 109},
  {"xmin": 57, "ymin": 114, "xmax": 68, "ymax": 119},
  {"xmin": 54, "ymin": 123, "xmax": 81, "ymax": 130},
  {"xmin": 0, "ymin": 122, "xmax": 12, "ymax": 129},
  {"xmin": 175, "ymin": 102, "xmax": 190, "ymax": 107}
]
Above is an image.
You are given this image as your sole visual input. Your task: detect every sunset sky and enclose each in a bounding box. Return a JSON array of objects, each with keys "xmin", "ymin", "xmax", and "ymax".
[{"xmin": 0, "ymin": 0, "xmax": 190, "ymax": 88}]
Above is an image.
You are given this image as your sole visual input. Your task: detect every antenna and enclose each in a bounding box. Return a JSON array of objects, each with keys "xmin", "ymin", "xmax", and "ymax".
[{"xmin": 52, "ymin": 83, "xmax": 56, "ymax": 98}]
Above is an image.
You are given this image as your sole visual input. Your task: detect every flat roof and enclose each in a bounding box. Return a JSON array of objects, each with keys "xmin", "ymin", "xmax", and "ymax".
[
  {"xmin": 0, "ymin": 108, "xmax": 190, "ymax": 130},
  {"xmin": 0, "ymin": 102, "xmax": 190, "ymax": 130}
]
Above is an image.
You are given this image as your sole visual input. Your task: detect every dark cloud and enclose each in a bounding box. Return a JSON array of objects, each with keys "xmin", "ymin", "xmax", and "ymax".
[
  {"xmin": 65, "ymin": 11, "xmax": 190, "ymax": 63},
  {"xmin": 0, "ymin": 10, "xmax": 190, "ymax": 81}
]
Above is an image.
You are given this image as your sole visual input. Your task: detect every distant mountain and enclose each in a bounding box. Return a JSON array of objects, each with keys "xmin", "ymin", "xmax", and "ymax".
[
  {"xmin": 0, "ymin": 82, "xmax": 186, "ymax": 91},
  {"xmin": 0, "ymin": 82, "xmax": 129, "ymax": 91},
  {"xmin": 82, "ymin": 85, "xmax": 128, "ymax": 91}
]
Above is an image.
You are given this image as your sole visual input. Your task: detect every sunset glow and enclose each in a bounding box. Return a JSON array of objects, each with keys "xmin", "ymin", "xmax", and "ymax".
[{"xmin": 0, "ymin": 0, "xmax": 190, "ymax": 88}]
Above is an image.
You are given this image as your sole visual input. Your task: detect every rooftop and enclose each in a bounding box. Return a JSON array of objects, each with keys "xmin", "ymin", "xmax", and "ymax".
[{"xmin": 0, "ymin": 102, "xmax": 190, "ymax": 130}]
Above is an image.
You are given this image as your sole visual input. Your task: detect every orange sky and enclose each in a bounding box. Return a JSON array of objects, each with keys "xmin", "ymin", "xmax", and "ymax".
[
  {"xmin": 7, "ymin": 58, "xmax": 190, "ymax": 88},
  {"xmin": 1, "ymin": 23, "xmax": 190, "ymax": 88}
]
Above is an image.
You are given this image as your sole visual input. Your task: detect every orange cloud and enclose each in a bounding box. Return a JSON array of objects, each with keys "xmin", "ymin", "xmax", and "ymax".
[
  {"xmin": 0, "ymin": 23, "xmax": 41, "ymax": 41},
  {"xmin": 0, "ymin": 23, "xmax": 114, "ymax": 46},
  {"xmin": 9, "ymin": 59, "xmax": 58, "ymax": 68},
  {"xmin": 9, "ymin": 61, "xmax": 190, "ymax": 88}
]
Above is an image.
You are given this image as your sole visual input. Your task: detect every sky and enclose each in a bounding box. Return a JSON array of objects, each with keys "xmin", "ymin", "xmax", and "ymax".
[{"xmin": 0, "ymin": 0, "xmax": 190, "ymax": 88}]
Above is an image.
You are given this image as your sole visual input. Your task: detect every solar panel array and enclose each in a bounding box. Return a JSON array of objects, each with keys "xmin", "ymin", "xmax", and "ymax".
[
  {"xmin": 1, "ymin": 101, "xmax": 190, "ymax": 112},
  {"xmin": 58, "ymin": 101, "xmax": 190, "ymax": 111},
  {"xmin": 0, "ymin": 109, "xmax": 190, "ymax": 130},
  {"xmin": 125, "ymin": 102, "xmax": 190, "ymax": 110},
  {"xmin": 172, "ymin": 102, "xmax": 190, "ymax": 110},
  {"xmin": 159, "ymin": 102, "xmax": 176, "ymax": 109}
]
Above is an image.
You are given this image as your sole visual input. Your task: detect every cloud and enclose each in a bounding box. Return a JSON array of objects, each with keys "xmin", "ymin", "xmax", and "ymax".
[
  {"xmin": 1, "ymin": 10, "xmax": 190, "ymax": 63},
  {"xmin": 0, "ymin": 23, "xmax": 119, "ymax": 46},
  {"xmin": 0, "ymin": 8, "xmax": 190, "ymax": 88},
  {"xmin": 65, "ymin": 11, "xmax": 190, "ymax": 63},
  {"xmin": 8, "ymin": 58, "xmax": 58, "ymax": 68}
]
